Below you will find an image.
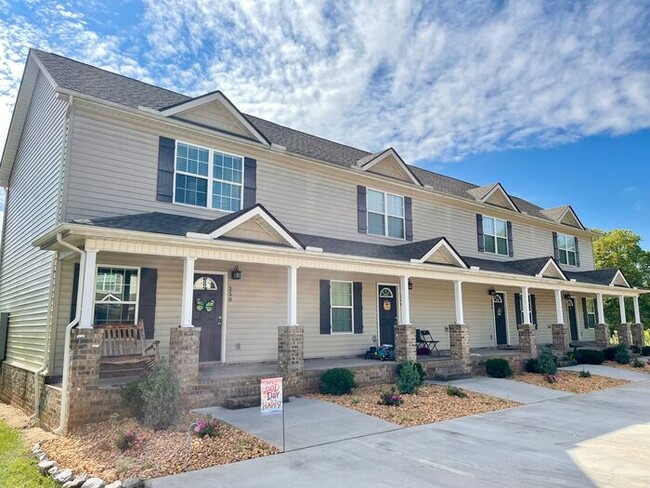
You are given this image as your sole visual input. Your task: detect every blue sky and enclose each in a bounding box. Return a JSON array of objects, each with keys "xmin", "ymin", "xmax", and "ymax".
[{"xmin": 0, "ymin": 1, "xmax": 649, "ymax": 245}]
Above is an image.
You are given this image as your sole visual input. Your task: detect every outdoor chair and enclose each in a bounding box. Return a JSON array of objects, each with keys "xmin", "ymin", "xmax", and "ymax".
[{"xmin": 416, "ymin": 329, "xmax": 440, "ymax": 356}]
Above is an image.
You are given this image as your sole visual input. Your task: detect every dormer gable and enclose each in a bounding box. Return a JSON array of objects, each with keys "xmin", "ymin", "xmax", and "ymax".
[
  {"xmin": 467, "ymin": 183, "xmax": 520, "ymax": 212},
  {"xmin": 159, "ymin": 91, "xmax": 269, "ymax": 145},
  {"xmin": 405, "ymin": 238, "xmax": 468, "ymax": 268},
  {"xmin": 610, "ymin": 269, "xmax": 631, "ymax": 288},
  {"xmin": 541, "ymin": 206, "xmax": 585, "ymax": 230},
  {"xmin": 535, "ymin": 258, "xmax": 568, "ymax": 280},
  {"xmin": 356, "ymin": 148, "xmax": 422, "ymax": 186}
]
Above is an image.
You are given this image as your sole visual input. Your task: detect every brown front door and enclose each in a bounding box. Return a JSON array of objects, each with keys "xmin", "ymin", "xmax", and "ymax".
[{"xmin": 192, "ymin": 274, "xmax": 224, "ymax": 362}]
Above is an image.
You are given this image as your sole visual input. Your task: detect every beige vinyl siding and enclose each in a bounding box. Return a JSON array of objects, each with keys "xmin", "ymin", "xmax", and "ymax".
[
  {"xmin": 174, "ymin": 102, "xmax": 252, "ymax": 137},
  {"xmin": 408, "ymin": 278, "xmax": 455, "ymax": 350},
  {"xmin": 0, "ymin": 72, "xmax": 66, "ymax": 370},
  {"xmin": 64, "ymin": 105, "xmax": 595, "ymax": 270}
]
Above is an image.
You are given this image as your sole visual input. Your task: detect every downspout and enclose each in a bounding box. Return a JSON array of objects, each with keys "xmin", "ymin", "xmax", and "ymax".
[
  {"xmin": 30, "ymin": 95, "xmax": 73, "ymax": 421},
  {"xmin": 53, "ymin": 233, "xmax": 85, "ymax": 434}
]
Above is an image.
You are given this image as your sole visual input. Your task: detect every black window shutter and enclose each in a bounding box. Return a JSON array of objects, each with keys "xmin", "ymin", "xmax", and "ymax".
[
  {"xmin": 574, "ymin": 237, "xmax": 580, "ymax": 267},
  {"xmin": 531, "ymin": 294, "xmax": 537, "ymax": 325},
  {"xmin": 514, "ymin": 293, "xmax": 522, "ymax": 325},
  {"xmin": 552, "ymin": 232, "xmax": 559, "ymax": 261},
  {"xmin": 243, "ymin": 157, "xmax": 257, "ymax": 208},
  {"xmin": 404, "ymin": 197, "xmax": 413, "ymax": 241},
  {"xmin": 476, "ymin": 214, "xmax": 484, "ymax": 252},
  {"xmin": 70, "ymin": 263, "xmax": 80, "ymax": 322},
  {"xmin": 357, "ymin": 186, "xmax": 367, "ymax": 234},
  {"xmin": 0, "ymin": 312, "xmax": 9, "ymax": 362},
  {"xmin": 157, "ymin": 137, "xmax": 175, "ymax": 202},
  {"xmin": 507, "ymin": 221, "xmax": 514, "ymax": 257},
  {"xmin": 353, "ymin": 282, "xmax": 363, "ymax": 334},
  {"xmin": 138, "ymin": 268, "xmax": 158, "ymax": 340},
  {"xmin": 319, "ymin": 280, "xmax": 331, "ymax": 334},
  {"xmin": 581, "ymin": 297, "xmax": 589, "ymax": 328}
]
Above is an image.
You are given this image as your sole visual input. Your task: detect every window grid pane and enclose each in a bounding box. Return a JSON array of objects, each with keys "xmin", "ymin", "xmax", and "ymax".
[
  {"xmin": 496, "ymin": 237, "xmax": 508, "ymax": 255},
  {"xmin": 175, "ymin": 174, "xmax": 208, "ymax": 207},
  {"xmin": 484, "ymin": 235, "xmax": 496, "ymax": 254},
  {"xmin": 367, "ymin": 212, "xmax": 385, "ymax": 236},
  {"xmin": 331, "ymin": 308, "xmax": 352, "ymax": 332},
  {"xmin": 386, "ymin": 194, "xmax": 404, "ymax": 217},
  {"xmin": 331, "ymin": 282, "xmax": 352, "ymax": 306},
  {"xmin": 367, "ymin": 190, "xmax": 385, "ymax": 213},
  {"xmin": 387, "ymin": 216, "xmax": 405, "ymax": 239},
  {"xmin": 94, "ymin": 267, "xmax": 139, "ymax": 325}
]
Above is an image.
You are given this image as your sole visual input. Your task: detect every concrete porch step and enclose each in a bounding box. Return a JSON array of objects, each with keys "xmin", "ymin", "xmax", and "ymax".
[
  {"xmin": 433, "ymin": 371, "xmax": 472, "ymax": 381},
  {"xmin": 224, "ymin": 395, "xmax": 261, "ymax": 409},
  {"xmin": 557, "ymin": 359, "xmax": 577, "ymax": 367}
]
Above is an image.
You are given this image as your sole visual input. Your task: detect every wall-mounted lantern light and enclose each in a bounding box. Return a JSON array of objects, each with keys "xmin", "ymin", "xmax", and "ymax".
[{"xmin": 231, "ymin": 265, "xmax": 242, "ymax": 280}]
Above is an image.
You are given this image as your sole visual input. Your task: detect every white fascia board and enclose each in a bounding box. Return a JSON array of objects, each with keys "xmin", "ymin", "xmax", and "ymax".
[
  {"xmin": 359, "ymin": 148, "xmax": 422, "ymax": 186},
  {"xmin": 417, "ymin": 240, "xmax": 468, "ymax": 268}
]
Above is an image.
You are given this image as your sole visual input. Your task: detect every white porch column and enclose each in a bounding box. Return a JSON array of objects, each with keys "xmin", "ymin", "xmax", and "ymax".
[
  {"xmin": 554, "ymin": 289, "xmax": 564, "ymax": 324},
  {"xmin": 78, "ymin": 249, "xmax": 98, "ymax": 329},
  {"xmin": 287, "ymin": 265, "xmax": 299, "ymax": 326},
  {"xmin": 521, "ymin": 286, "xmax": 531, "ymax": 324},
  {"xmin": 633, "ymin": 296, "xmax": 641, "ymax": 324},
  {"xmin": 597, "ymin": 293, "xmax": 605, "ymax": 322},
  {"xmin": 453, "ymin": 280, "xmax": 465, "ymax": 325},
  {"xmin": 399, "ymin": 275, "xmax": 411, "ymax": 324},
  {"xmin": 619, "ymin": 295, "xmax": 627, "ymax": 324},
  {"xmin": 180, "ymin": 257, "xmax": 196, "ymax": 327}
]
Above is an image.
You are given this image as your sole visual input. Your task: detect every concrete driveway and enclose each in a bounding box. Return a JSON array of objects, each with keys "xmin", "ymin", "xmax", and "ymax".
[{"xmin": 149, "ymin": 378, "xmax": 650, "ymax": 488}]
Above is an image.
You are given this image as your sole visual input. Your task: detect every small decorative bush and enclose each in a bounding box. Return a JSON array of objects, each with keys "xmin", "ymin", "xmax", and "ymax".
[
  {"xmin": 446, "ymin": 386, "xmax": 467, "ymax": 398},
  {"xmin": 378, "ymin": 387, "xmax": 403, "ymax": 406},
  {"xmin": 641, "ymin": 346, "xmax": 650, "ymax": 357},
  {"xmin": 485, "ymin": 358, "xmax": 512, "ymax": 378},
  {"xmin": 139, "ymin": 361, "xmax": 181, "ymax": 430},
  {"xmin": 632, "ymin": 358, "xmax": 645, "ymax": 368},
  {"xmin": 631, "ymin": 345, "xmax": 641, "ymax": 354},
  {"xmin": 579, "ymin": 369, "xmax": 591, "ymax": 378},
  {"xmin": 575, "ymin": 349, "xmax": 605, "ymax": 365},
  {"xmin": 397, "ymin": 360, "xmax": 423, "ymax": 394},
  {"xmin": 614, "ymin": 344, "xmax": 631, "ymax": 365},
  {"xmin": 320, "ymin": 368, "xmax": 357, "ymax": 395},
  {"xmin": 525, "ymin": 358, "xmax": 539, "ymax": 373},
  {"xmin": 193, "ymin": 417, "xmax": 220, "ymax": 438},
  {"xmin": 546, "ymin": 374, "xmax": 558, "ymax": 384},
  {"xmin": 397, "ymin": 360, "xmax": 426, "ymax": 383},
  {"xmin": 537, "ymin": 347, "xmax": 558, "ymax": 375},
  {"xmin": 603, "ymin": 347, "xmax": 618, "ymax": 361},
  {"xmin": 121, "ymin": 378, "xmax": 145, "ymax": 420},
  {"xmin": 116, "ymin": 430, "xmax": 138, "ymax": 452}
]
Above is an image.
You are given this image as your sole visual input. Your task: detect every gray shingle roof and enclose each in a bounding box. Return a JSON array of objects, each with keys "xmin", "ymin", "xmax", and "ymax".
[
  {"xmin": 564, "ymin": 269, "xmax": 620, "ymax": 286},
  {"xmin": 31, "ymin": 49, "xmax": 561, "ymax": 222}
]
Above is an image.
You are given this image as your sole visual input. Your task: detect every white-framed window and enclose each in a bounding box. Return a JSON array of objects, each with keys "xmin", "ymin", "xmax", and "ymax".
[
  {"xmin": 367, "ymin": 189, "xmax": 405, "ymax": 239},
  {"xmin": 557, "ymin": 233, "xmax": 577, "ymax": 266},
  {"xmin": 94, "ymin": 266, "xmax": 139, "ymax": 324},
  {"xmin": 330, "ymin": 281, "xmax": 354, "ymax": 333},
  {"xmin": 483, "ymin": 216, "xmax": 508, "ymax": 256},
  {"xmin": 585, "ymin": 298, "xmax": 596, "ymax": 327},
  {"xmin": 174, "ymin": 141, "xmax": 243, "ymax": 212},
  {"xmin": 517, "ymin": 294, "xmax": 534, "ymax": 324}
]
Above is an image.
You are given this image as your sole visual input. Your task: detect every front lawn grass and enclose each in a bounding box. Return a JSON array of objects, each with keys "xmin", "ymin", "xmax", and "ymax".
[{"xmin": 0, "ymin": 419, "xmax": 55, "ymax": 487}]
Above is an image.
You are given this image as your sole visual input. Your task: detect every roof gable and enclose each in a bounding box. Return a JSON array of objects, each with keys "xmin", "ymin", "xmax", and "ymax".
[
  {"xmin": 535, "ymin": 258, "xmax": 568, "ymax": 280},
  {"xmin": 407, "ymin": 238, "xmax": 468, "ymax": 268},
  {"xmin": 467, "ymin": 183, "xmax": 519, "ymax": 212},
  {"xmin": 610, "ymin": 269, "xmax": 631, "ymax": 288},
  {"xmin": 356, "ymin": 148, "xmax": 422, "ymax": 186},
  {"xmin": 541, "ymin": 206, "xmax": 585, "ymax": 230}
]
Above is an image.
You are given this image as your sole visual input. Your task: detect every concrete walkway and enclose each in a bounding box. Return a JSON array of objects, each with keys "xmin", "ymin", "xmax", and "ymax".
[
  {"xmin": 194, "ymin": 397, "xmax": 398, "ymax": 451},
  {"xmin": 430, "ymin": 377, "xmax": 572, "ymax": 404},
  {"xmin": 150, "ymin": 379, "xmax": 650, "ymax": 488},
  {"xmin": 561, "ymin": 364, "xmax": 650, "ymax": 381}
]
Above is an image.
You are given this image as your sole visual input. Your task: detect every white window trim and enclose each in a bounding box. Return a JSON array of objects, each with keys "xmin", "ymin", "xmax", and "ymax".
[
  {"xmin": 557, "ymin": 233, "xmax": 577, "ymax": 267},
  {"xmin": 330, "ymin": 280, "xmax": 354, "ymax": 334},
  {"xmin": 93, "ymin": 265, "xmax": 141, "ymax": 325},
  {"xmin": 483, "ymin": 215, "xmax": 509, "ymax": 256},
  {"xmin": 366, "ymin": 188, "xmax": 406, "ymax": 240},
  {"xmin": 173, "ymin": 140, "xmax": 245, "ymax": 213},
  {"xmin": 586, "ymin": 298, "xmax": 597, "ymax": 327}
]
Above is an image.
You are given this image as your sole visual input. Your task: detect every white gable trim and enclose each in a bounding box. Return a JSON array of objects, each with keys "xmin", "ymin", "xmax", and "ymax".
[
  {"xmin": 358, "ymin": 148, "xmax": 422, "ymax": 186},
  {"xmin": 481, "ymin": 183, "xmax": 520, "ymax": 212},
  {"xmin": 610, "ymin": 270, "xmax": 631, "ymax": 288},
  {"xmin": 557, "ymin": 206, "xmax": 585, "ymax": 230},
  {"xmin": 410, "ymin": 239, "xmax": 467, "ymax": 268},
  {"xmin": 535, "ymin": 258, "xmax": 568, "ymax": 280},
  {"xmin": 186, "ymin": 206, "xmax": 303, "ymax": 250},
  {"xmin": 159, "ymin": 91, "xmax": 269, "ymax": 146}
]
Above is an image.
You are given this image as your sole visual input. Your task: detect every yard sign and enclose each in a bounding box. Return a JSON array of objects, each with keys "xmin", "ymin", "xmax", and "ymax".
[{"xmin": 260, "ymin": 377, "xmax": 283, "ymax": 415}]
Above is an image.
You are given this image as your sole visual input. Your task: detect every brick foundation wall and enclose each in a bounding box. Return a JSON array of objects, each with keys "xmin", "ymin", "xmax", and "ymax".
[
  {"xmin": 448, "ymin": 324, "xmax": 470, "ymax": 361},
  {"xmin": 0, "ymin": 362, "xmax": 39, "ymax": 414},
  {"xmin": 631, "ymin": 323, "xmax": 645, "ymax": 348},
  {"xmin": 39, "ymin": 385, "xmax": 62, "ymax": 431},
  {"xmin": 618, "ymin": 323, "xmax": 632, "ymax": 347},
  {"xmin": 394, "ymin": 325, "xmax": 416, "ymax": 362},
  {"xmin": 595, "ymin": 323, "xmax": 609, "ymax": 348},
  {"xmin": 277, "ymin": 326, "xmax": 304, "ymax": 373},
  {"xmin": 550, "ymin": 323, "xmax": 568, "ymax": 356},
  {"xmin": 470, "ymin": 355, "xmax": 529, "ymax": 376},
  {"xmin": 169, "ymin": 327, "xmax": 201, "ymax": 400}
]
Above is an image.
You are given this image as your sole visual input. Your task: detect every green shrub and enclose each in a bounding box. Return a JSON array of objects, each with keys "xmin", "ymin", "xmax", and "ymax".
[
  {"xmin": 537, "ymin": 347, "xmax": 558, "ymax": 375},
  {"xmin": 641, "ymin": 346, "xmax": 650, "ymax": 356},
  {"xmin": 579, "ymin": 369, "xmax": 591, "ymax": 378},
  {"xmin": 121, "ymin": 377, "xmax": 145, "ymax": 420},
  {"xmin": 115, "ymin": 430, "xmax": 138, "ymax": 452},
  {"xmin": 632, "ymin": 358, "xmax": 645, "ymax": 368},
  {"xmin": 320, "ymin": 368, "xmax": 357, "ymax": 395},
  {"xmin": 397, "ymin": 361, "xmax": 426, "ymax": 383},
  {"xmin": 378, "ymin": 387, "xmax": 403, "ymax": 406},
  {"xmin": 631, "ymin": 345, "xmax": 641, "ymax": 354},
  {"xmin": 615, "ymin": 344, "xmax": 630, "ymax": 365},
  {"xmin": 575, "ymin": 349, "xmax": 605, "ymax": 365},
  {"xmin": 525, "ymin": 358, "xmax": 539, "ymax": 373},
  {"xmin": 603, "ymin": 347, "xmax": 618, "ymax": 361},
  {"xmin": 485, "ymin": 358, "xmax": 512, "ymax": 378},
  {"xmin": 446, "ymin": 386, "xmax": 467, "ymax": 398},
  {"xmin": 139, "ymin": 361, "xmax": 180, "ymax": 430},
  {"xmin": 397, "ymin": 360, "xmax": 423, "ymax": 394}
]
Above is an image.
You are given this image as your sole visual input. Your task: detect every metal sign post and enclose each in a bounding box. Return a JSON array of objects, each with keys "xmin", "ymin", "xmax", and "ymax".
[{"xmin": 260, "ymin": 377, "xmax": 285, "ymax": 452}]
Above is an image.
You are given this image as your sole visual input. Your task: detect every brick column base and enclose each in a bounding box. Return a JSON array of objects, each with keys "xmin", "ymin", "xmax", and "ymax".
[
  {"xmin": 618, "ymin": 323, "xmax": 631, "ymax": 347},
  {"xmin": 551, "ymin": 323, "xmax": 569, "ymax": 356},
  {"xmin": 394, "ymin": 324, "xmax": 416, "ymax": 363},
  {"xmin": 278, "ymin": 326, "xmax": 304, "ymax": 373},
  {"xmin": 169, "ymin": 327, "xmax": 201, "ymax": 395},
  {"xmin": 595, "ymin": 323, "xmax": 609, "ymax": 349},
  {"xmin": 448, "ymin": 324, "xmax": 470, "ymax": 362},
  {"xmin": 518, "ymin": 324, "xmax": 537, "ymax": 356},
  {"xmin": 631, "ymin": 323, "xmax": 645, "ymax": 348}
]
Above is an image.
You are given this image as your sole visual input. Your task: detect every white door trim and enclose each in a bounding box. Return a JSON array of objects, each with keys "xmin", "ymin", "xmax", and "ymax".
[{"xmin": 491, "ymin": 291, "xmax": 510, "ymax": 346}]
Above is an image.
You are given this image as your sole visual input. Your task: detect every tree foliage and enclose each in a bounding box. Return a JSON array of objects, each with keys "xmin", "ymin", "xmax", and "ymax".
[{"xmin": 593, "ymin": 229, "xmax": 650, "ymax": 327}]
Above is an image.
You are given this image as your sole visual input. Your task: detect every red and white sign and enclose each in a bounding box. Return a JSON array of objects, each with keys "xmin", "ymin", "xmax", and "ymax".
[{"xmin": 260, "ymin": 377, "xmax": 283, "ymax": 416}]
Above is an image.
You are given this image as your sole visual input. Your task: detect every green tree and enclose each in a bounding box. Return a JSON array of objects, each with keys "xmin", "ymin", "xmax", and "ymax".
[{"xmin": 593, "ymin": 229, "xmax": 650, "ymax": 328}]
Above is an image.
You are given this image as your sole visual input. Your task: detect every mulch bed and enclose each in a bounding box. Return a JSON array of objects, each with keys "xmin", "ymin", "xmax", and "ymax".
[
  {"xmin": 40, "ymin": 412, "xmax": 277, "ymax": 483},
  {"xmin": 604, "ymin": 359, "xmax": 650, "ymax": 373},
  {"xmin": 307, "ymin": 384, "xmax": 519, "ymax": 427},
  {"xmin": 514, "ymin": 371, "xmax": 628, "ymax": 394}
]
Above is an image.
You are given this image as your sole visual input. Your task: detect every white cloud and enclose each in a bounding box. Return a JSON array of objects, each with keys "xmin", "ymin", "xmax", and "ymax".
[{"xmin": 0, "ymin": 0, "xmax": 649, "ymax": 166}]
